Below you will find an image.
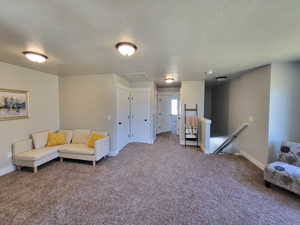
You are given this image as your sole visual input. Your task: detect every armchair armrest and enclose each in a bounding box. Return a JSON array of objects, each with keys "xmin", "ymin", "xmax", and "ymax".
[{"xmin": 95, "ymin": 136, "xmax": 110, "ymax": 158}]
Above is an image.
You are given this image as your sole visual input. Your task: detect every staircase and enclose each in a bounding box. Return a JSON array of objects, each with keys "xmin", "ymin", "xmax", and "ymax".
[{"xmin": 213, "ymin": 123, "xmax": 249, "ymax": 155}]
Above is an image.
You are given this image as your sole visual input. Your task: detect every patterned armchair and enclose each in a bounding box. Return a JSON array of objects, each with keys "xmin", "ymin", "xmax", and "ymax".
[{"xmin": 264, "ymin": 142, "xmax": 300, "ymax": 195}]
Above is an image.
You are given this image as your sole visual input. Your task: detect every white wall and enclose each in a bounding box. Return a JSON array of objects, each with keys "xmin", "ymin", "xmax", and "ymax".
[
  {"xmin": 59, "ymin": 74, "xmax": 118, "ymax": 154},
  {"xmin": 0, "ymin": 62, "xmax": 60, "ymax": 173},
  {"xmin": 268, "ymin": 62, "xmax": 300, "ymax": 161},
  {"xmin": 180, "ymin": 81, "xmax": 205, "ymax": 144}
]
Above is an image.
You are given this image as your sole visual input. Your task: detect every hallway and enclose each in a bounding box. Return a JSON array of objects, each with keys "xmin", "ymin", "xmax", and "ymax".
[{"xmin": 1, "ymin": 133, "xmax": 300, "ymax": 225}]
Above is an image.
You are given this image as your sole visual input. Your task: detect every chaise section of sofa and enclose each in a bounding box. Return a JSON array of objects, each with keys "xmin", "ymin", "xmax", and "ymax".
[
  {"xmin": 12, "ymin": 129, "xmax": 110, "ymax": 173},
  {"xmin": 264, "ymin": 141, "xmax": 300, "ymax": 195}
]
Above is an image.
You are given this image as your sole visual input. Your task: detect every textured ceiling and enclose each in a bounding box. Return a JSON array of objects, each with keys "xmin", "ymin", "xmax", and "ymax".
[{"xmin": 0, "ymin": 0, "xmax": 300, "ymax": 87}]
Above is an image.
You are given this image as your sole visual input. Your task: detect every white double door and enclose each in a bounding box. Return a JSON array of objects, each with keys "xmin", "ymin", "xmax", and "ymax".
[{"xmin": 117, "ymin": 87, "xmax": 150, "ymax": 152}]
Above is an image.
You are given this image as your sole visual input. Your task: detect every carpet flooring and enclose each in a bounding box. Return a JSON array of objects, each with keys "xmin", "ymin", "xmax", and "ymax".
[{"xmin": 1, "ymin": 133, "xmax": 300, "ymax": 225}]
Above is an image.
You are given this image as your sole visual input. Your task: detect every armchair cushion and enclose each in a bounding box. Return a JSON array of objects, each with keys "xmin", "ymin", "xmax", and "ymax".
[{"xmin": 279, "ymin": 142, "xmax": 300, "ymax": 167}]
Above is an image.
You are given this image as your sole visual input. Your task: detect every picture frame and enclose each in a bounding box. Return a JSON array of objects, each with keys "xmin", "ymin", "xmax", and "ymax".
[{"xmin": 0, "ymin": 88, "xmax": 30, "ymax": 121}]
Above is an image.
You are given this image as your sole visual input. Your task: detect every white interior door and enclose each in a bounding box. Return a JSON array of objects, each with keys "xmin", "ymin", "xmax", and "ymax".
[
  {"xmin": 117, "ymin": 86, "xmax": 130, "ymax": 152},
  {"xmin": 157, "ymin": 95, "xmax": 171, "ymax": 133},
  {"xmin": 131, "ymin": 89, "xmax": 150, "ymax": 143}
]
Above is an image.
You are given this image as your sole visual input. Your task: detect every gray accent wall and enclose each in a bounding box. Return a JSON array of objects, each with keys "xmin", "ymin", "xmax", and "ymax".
[{"xmin": 210, "ymin": 66, "xmax": 271, "ymax": 165}]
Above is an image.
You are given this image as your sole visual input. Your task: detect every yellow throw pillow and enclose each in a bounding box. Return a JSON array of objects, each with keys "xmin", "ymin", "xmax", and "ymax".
[
  {"xmin": 47, "ymin": 132, "xmax": 66, "ymax": 147},
  {"xmin": 87, "ymin": 133, "xmax": 105, "ymax": 148}
]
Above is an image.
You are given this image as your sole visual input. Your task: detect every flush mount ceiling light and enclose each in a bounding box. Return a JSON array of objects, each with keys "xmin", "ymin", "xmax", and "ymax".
[
  {"xmin": 115, "ymin": 42, "xmax": 137, "ymax": 56},
  {"xmin": 206, "ymin": 70, "xmax": 214, "ymax": 75},
  {"xmin": 165, "ymin": 74, "xmax": 175, "ymax": 84},
  {"xmin": 216, "ymin": 76, "xmax": 228, "ymax": 82},
  {"xmin": 22, "ymin": 51, "xmax": 48, "ymax": 63}
]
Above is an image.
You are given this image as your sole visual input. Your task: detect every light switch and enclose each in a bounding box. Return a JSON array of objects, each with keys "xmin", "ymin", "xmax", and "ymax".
[{"xmin": 249, "ymin": 116, "xmax": 254, "ymax": 123}]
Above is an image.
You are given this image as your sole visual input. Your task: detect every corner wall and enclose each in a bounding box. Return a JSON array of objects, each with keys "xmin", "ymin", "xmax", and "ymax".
[
  {"xmin": 59, "ymin": 74, "xmax": 118, "ymax": 154},
  {"xmin": 0, "ymin": 62, "xmax": 60, "ymax": 173}
]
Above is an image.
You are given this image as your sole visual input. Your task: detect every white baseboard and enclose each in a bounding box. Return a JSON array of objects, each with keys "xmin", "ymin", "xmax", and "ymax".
[
  {"xmin": 0, "ymin": 165, "xmax": 16, "ymax": 176},
  {"xmin": 109, "ymin": 151, "xmax": 119, "ymax": 157},
  {"xmin": 240, "ymin": 151, "xmax": 265, "ymax": 170}
]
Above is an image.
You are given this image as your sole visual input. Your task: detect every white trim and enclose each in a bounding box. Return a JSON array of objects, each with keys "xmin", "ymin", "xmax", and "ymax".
[
  {"xmin": 0, "ymin": 165, "xmax": 16, "ymax": 176},
  {"xmin": 240, "ymin": 151, "xmax": 265, "ymax": 170}
]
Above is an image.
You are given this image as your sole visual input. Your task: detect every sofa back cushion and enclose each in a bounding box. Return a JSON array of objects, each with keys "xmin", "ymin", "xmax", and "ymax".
[
  {"xmin": 60, "ymin": 129, "xmax": 73, "ymax": 144},
  {"xmin": 279, "ymin": 142, "xmax": 300, "ymax": 167},
  {"xmin": 72, "ymin": 129, "xmax": 91, "ymax": 144},
  {"xmin": 32, "ymin": 131, "xmax": 49, "ymax": 149}
]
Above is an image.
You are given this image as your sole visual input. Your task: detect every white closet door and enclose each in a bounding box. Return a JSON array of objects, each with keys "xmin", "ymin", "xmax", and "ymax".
[
  {"xmin": 117, "ymin": 86, "xmax": 130, "ymax": 152},
  {"xmin": 131, "ymin": 89, "xmax": 150, "ymax": 143}
]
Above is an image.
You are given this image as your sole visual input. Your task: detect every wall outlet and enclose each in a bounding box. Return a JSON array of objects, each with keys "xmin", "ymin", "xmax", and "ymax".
[
  {"xmin": 249, "ymin": 116, "xmax": 254, "ymax": 123},
  {"xmin": 107, "ymin": 115, "xmax": 111, "ymax": 121}
]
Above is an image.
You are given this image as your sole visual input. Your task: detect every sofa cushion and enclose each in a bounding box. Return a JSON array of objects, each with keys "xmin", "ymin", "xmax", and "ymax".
[
  {"xmin": 264, "ymin": 161, "xmax": 300, "ymax": 195},
  {"xmin": 279, "ymin": 142, "xmax": 300, "ymax": 167},
  {"xmin": 32, "ymin": 131, "xmax": 49, "ymax": 149},
  {"xmin": 60, "ymin": 129, "xmax": 73, "ymax": 144},
  {"xmin": 72, "ymin": 129, "xmax": 91, "ymax": 144},
  {"xmin": 47, "ymin": 132, "xmax": 66, "ymax": 147},
  {"xmin": 14, "ymin": 146, "xmax": 59, "ymax": 161},
  {"xmin": 59, "ymin": 144, "xmax": 95, "ymax": 155},
  {"xmin": 87, "ymin": 133, "xmax": 105, "ymax": 148}
]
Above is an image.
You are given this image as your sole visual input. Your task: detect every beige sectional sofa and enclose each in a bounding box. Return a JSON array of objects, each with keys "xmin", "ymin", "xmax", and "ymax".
[{"xmin": 12, "ymin": 129, "xmax": 110, "ymax": 173}]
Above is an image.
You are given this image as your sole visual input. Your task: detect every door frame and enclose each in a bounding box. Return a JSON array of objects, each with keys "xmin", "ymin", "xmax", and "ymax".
[{"xmin": 156, "ymin": 92, "xmax": 180, "ymax": 135}]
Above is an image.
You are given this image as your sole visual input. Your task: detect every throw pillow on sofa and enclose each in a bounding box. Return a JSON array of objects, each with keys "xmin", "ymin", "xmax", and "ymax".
[
  {"xmin": 60, "ymin": 129, "xmax": 73, "ymax": 144},
  {"xmin": 87, "ymin": 133, "xmax": 105, "ymax": 148},
  {"xmin": 32, "ymin": 131, "xmax": 49, "ymax": 149},
  {"xmin": 72, "ymin": 129, "xmax": 91, "ymax": 144},
  {"xmin": 47, "ymin": 132, "xmax": 66, "ymax": 147}
]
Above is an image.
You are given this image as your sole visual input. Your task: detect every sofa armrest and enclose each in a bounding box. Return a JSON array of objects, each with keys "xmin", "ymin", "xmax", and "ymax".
[
  {"xmin": 279, "ymin": 142, "xmax": 300, "ymax": 166},
  {"xmin": 95, "ymin": 136, "xmax": 110, "ymax": 156},
  {"xmin": 12, "ymin": 139, "xmax": 33, "ymax": 159}
]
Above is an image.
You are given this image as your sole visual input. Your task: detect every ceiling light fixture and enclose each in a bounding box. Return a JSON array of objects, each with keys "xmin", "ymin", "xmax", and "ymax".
[
  {"xmin": 216, "ymin": 76, "xmax": 228, "ymax": 82},
  {"xmin": 206, "ymin": 70, "xmax": 214, "ymax": 75},
  {"xmin": 165, "ymin": 74, "xmax": 175, "ymax": 84},
  {"xmin": 116, "ymin": 42, "xmax": 137, "ymax": 56},
  {"xmin": 22, "ymin": 51, "xmax": 48, "ymax": 63}
]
